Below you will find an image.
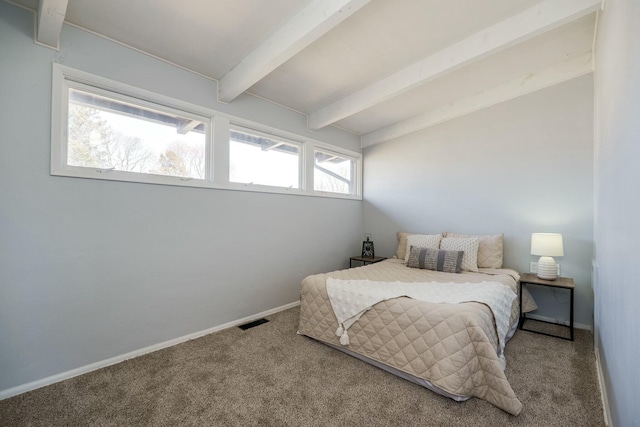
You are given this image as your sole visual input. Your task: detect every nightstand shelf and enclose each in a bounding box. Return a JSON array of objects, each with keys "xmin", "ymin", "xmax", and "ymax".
[
  {"xmin": 349, "ymin": 256, "xmax": 386, "ymax": 268},
  {"xmin": 519, "ymin": 272, "xmax": 574, "ymax": 341}
]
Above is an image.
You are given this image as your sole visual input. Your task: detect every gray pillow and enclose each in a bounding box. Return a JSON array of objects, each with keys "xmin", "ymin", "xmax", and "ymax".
[{"xmin": 407, "ymin": 246, "xmax": 464, "ymax": 273}]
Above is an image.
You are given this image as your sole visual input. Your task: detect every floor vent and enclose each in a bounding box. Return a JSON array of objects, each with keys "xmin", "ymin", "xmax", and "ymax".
[{"xmin": 237, "ymin": 318, "xmax": 269, "ymax": 330}]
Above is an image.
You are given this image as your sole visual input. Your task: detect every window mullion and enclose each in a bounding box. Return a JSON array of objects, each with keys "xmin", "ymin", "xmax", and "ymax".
[
  {"xmin": 305, "ymin": 143, "xmax": 315, "ymax": 192},
  {"xmin": 213, "ymin": 116, "xmax": 230, "ymax": 184}
]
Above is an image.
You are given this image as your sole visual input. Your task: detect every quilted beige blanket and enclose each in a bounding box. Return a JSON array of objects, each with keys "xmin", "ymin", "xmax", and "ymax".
[{"xmin": 298, "ymin": 259, "xmax": 529, "ymax": 415}]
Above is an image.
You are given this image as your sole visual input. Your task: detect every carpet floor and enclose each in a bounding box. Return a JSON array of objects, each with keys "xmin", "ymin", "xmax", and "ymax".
[{"xmin": 0, "ymin": 307, "xmax": 604, "ymax": 426}]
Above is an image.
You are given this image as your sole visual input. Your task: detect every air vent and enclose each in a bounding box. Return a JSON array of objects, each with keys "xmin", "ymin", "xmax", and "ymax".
[{"xmin": 237, "ymin": 318, "xmax": 269, "ymax": 330}]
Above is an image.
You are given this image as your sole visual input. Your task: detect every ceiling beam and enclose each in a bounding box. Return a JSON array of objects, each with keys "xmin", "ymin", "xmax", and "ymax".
[
  {"xmin": 177, "ymin": 119, "xmax": 201, "ymax": 135},
  {"xmin": 309, "ymin": 0, "xmax": 601, "ymax": 130},
  {"xmin": 36, "ymin": 0, "xmax": 69, "ymax": 50},
  {"xmin": 361, "ymin": 52, "xmax": 593, "ymax": 148},
  {"xmin": 218, "ymin": 0, "xmax": 371, "ymax": 103}
]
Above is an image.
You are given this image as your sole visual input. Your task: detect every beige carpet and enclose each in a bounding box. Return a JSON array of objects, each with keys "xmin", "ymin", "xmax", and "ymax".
[{"xmin": 0, "ymin": 307, "xmax": 604, "ymax": 426}]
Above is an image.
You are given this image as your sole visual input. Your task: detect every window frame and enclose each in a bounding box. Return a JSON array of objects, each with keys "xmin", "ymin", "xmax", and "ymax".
[
  {"xmin": 313, "ymin": 147, "xmax": 358, "ymax": 196},
  {"xmin": 51, "ymin": 64, "xmax": 362, "ymax": 200},
  {"xmin": 52, "ymin": 65, "xmax": 214, "ymax": 188}
]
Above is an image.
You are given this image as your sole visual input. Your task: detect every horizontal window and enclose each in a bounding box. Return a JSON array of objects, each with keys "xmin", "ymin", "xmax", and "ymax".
[
  {"xmin": 65, "ymin": 86, "xmax": 209, "ymax": 180},
  {"xmin": 314, "ymin": 150, "xmax": 356, "ymax": 195},
  {"xmin": 229, "ymin": 127, "xmax": 300, "ymax": 189},
  {"xmin": 51, "ymin": 64, "xmax": 361, "ymax": 199}
]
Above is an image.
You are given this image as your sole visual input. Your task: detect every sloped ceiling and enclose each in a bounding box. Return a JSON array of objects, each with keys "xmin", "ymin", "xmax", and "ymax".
[{"xmin": 14, "ymin": 0, "xmax": 600, "ymax": 146}]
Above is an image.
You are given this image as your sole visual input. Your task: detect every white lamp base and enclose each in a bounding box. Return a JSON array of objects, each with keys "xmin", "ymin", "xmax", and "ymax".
[{"xmin": 537, "ymin": 256, "xmax": 558, "ymax": 280}]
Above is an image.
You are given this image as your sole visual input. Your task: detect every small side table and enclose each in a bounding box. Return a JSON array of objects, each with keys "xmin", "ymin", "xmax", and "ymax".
[
  {"xmin": 519, "ymin": 272, "xmax": 574, "ymax": 341},
  {"xmin": 349, "ymin": 256, "xmax": 386, "ymax": 268}
]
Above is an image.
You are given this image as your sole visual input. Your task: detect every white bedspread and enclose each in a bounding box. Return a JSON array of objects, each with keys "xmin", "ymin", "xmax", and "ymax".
[{"xmin": 326, "ymin": 278, "xmax": 517, "ymax": 368}]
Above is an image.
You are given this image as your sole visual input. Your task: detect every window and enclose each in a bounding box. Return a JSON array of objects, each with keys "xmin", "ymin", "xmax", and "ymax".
[
  {"xmin": 314, "ymin": 149, "xmax": 356, "ymax": 195},
  {"xmin": 64, "ymin": 85, "xmax": 209, "ymax": 180},
  {"xmin": 229, "ymin": 127, "xmax": 300, "ymax": 189},
  {"xmin": 52, "ymin": 64, "xmax": 361, "ymax": 199}
]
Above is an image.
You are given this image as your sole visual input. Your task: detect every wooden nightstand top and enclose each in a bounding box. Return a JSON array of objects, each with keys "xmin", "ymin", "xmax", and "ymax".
[
  {"xmin": 350, "ymin": 256, "xmax": 386, "ymax": 263},
  {"xmin": 520, "ymin": 273, "xmax": 574, "ymax": 289},
  {"xmin": 349, "ymin": 256, "xmax": 386, "ymax": 268}
]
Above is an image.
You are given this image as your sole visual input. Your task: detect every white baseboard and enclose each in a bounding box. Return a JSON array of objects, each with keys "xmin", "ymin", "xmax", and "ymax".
[
  {"xmin": 595, "ymin": 347, "xmax": 613, "ymax": 427},
  {"xmin": 0, "ymin": 301, "xmax": 300, "ymax": 401},
  {"xmin": 524, "ymin": 313, "xmax": 592, "ymax": 331}
]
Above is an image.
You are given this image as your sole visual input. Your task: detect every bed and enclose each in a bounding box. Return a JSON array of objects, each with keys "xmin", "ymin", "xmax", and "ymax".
[{"xmin": 297, "ymin": 232, "xmax": 536, "ymax": 416}]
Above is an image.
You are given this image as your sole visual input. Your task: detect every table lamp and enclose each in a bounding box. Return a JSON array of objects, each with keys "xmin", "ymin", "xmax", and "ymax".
[{"xmin": 531, "ymin": 233, "xmax": 563, "ymax": 280}]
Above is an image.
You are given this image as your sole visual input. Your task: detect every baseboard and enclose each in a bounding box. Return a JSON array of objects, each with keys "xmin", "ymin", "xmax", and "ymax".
[
  {"xmin": 524, "ymin": 313, "xmax": 592, "ymax": 331},
  {"xmin": 595, "ymin": 347, "xmax": 613, "ymax": 427},
  {"xmin": 0, "ymin": 301, "xmax": 301, "ymax": 401}
]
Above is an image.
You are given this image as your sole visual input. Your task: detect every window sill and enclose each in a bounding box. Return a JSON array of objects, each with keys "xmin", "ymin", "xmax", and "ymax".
[{"xmin": 51, "ymin": 167, "xmax": 362, "ymax": 200}]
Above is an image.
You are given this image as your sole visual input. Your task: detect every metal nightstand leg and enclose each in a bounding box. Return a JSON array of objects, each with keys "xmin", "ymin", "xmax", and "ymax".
[
  {"xmin": 519, "ymin": 281, "xmax": 524, "ymax": 330},
  {"xmin": 570, "ymin": 287, "xmax": 574, "ymax": 341}
]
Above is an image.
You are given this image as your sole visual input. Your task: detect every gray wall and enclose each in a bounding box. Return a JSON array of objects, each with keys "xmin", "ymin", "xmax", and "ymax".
[
  {"xmin": 594, "ymin": 0, "xmax": 640, "ymax": 425},
  {"xmin": 363, "ymin": 76, "xmax": 594, "ymax": 327},
  {"xmin": 0, "ymin": 3, "xmax": 361, "ymax": 392}
]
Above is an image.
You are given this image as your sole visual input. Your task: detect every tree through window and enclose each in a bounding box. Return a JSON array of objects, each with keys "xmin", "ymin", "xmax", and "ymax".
[{"xmin": 67, "ymin": 88, "xmax": 207, "ymax": 179}]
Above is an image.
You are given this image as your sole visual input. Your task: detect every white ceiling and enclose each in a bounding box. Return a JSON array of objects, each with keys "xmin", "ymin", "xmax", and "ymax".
[{"xmin": 13, "ymin": 0, "xmax": 599, "ymax": 145}]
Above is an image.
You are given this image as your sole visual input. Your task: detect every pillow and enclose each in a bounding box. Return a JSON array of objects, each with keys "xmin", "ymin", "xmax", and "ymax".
[
  {"xmin": 395, "ymin": 232, "xmax": 414, "ymax": 260},
  {"xmin": 444, "ymin": 232, "xmax": 504, "ymax": 268},
  {"xmin": 407, "ymin": 246, "xmax": 464, "ymax": 273},
  {"xmin": 440, "ymin": 237, "xmax": 479, "ymax": 272},
  {"xmin": 404, "ymin": 234, "xmax": 442, "ymax": 264}
]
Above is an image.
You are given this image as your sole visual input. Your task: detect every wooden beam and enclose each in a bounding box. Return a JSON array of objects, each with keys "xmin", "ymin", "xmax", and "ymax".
[
  {"xmin": 319, "ymin": 155, "xmax": 339, "ymax": 162},
  {"xmin": 218, "ymin": 0, "xmax": 371, "ymax": 103},
  {"xmin": 36, "ymin": 0, "xmax": 68, "ymax": 50},
  {"xmin": 177, "ymin": 119, "xmax": 201, "ymax": 135},
  {"xmin": 262, "ymin": 142, "xmax": 285, "ymax": 151},
  {"xmin": 309, "ymin": 0, "xmax": 601, "ymax": 130},
  {"xmin": 361, "ymin": 52, "xmax": 593, "ymax": 147}
]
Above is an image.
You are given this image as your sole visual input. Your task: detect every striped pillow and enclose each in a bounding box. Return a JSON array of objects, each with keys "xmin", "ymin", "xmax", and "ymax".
[{"xmin": 407, "ymin": 246, "xmax": 464, "ymax": 273}]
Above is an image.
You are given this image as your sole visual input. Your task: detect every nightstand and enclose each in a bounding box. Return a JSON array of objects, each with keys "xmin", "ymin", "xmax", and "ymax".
[
  {"xmin": 519, "ymin": 273, "xmax": 574, "ymax": 340},
  {"xmin": 349, "ymin": 256, "xmax": 386, "ymax": 268}
]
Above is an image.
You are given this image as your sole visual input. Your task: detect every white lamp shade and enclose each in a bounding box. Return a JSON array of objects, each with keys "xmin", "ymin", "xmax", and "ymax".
[{"xmin": 530, "ymin": 233, "xmax": 564, "ymax": 257}]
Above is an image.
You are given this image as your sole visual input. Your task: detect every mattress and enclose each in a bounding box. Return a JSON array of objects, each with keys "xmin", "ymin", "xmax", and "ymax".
[{"xmin": 298, "ymin": 258, "xmax": 533, "ymax": 415}]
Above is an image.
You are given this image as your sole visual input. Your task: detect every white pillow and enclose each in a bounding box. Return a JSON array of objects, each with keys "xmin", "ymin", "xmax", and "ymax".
[
  {"xmin": 445, "ymin": 232, "xmax": 504, "ymax": 268},
  {"xmin": 440, "ymin": 237, "xmax": 480, "ymax": 272},
  {"xmin": 404, "ymin": 234, "xmax": 442, "ymax": 264}
]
